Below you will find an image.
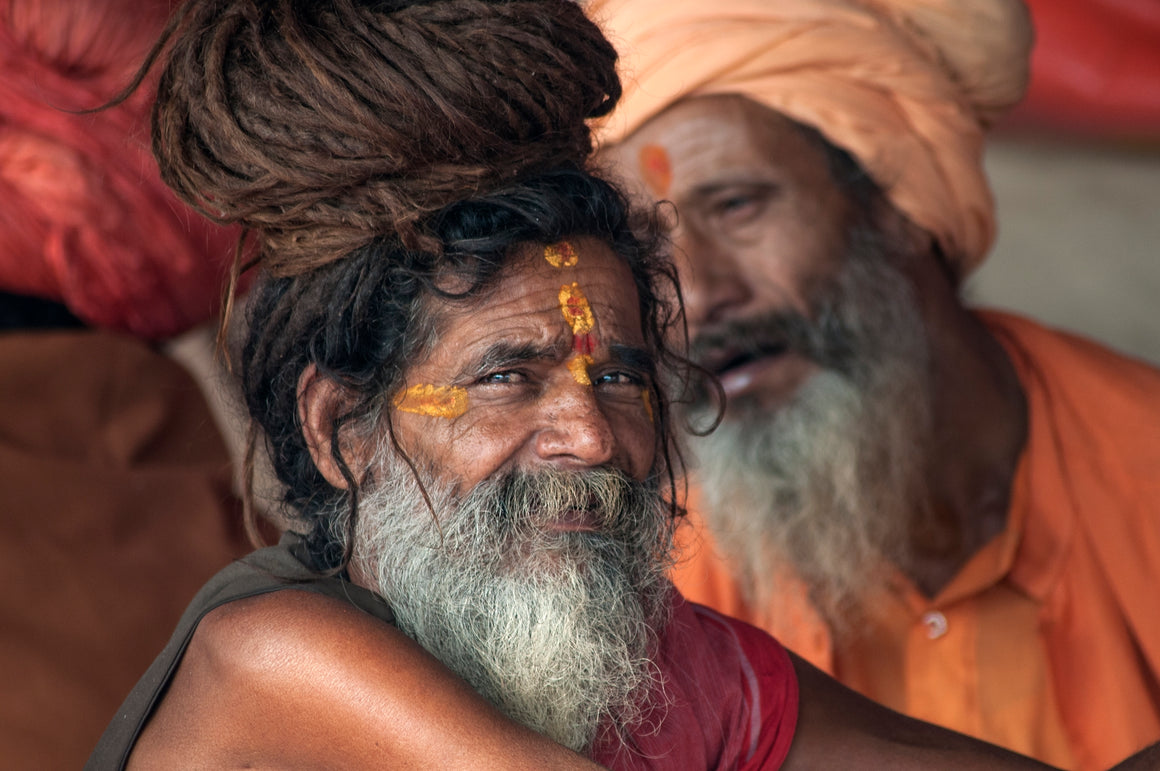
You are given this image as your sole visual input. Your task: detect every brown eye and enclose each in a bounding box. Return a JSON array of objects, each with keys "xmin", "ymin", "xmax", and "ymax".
[
  {"xmin": 718, "ymin": 194, "xmax": 755, "ymax": 213},
  {"xmin": 709, "ymin": 183, "xmax": 777, "ymax": 229}
]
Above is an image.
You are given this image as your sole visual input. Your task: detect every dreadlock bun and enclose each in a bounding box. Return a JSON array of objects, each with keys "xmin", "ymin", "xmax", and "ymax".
[{"xmin": 153, "ymin": 0, "xmax": 621, "ymax": 276}]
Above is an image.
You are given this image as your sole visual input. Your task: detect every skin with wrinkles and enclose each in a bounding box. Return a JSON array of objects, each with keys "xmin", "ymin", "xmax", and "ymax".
[
  {"xmin": 387, "ymin": 236, "xmax": 655, "ymax": 491},
  {"xmin": 604, "ymin": 94, "xmax": 1023, "ymax": 597}
]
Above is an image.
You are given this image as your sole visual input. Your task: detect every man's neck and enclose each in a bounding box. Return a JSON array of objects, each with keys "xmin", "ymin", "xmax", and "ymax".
[{"xmin": 904, "ymin": 299, "xmax": 1028, "ymax": 598}]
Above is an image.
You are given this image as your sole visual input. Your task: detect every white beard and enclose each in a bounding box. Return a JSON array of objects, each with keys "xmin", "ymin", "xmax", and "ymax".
[
  {"xmin": 351, "ymin": 463, "xmax": 675, "ymax": 753},
  {"xmin": 689, "ymin": 247, "xmax": 933, "ymax": 632}
]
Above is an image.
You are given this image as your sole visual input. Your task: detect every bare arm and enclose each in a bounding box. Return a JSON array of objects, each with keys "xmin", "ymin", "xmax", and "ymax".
[
  {"xmin": 782, "ymin": 653, "xmax": 1061, "ymax": 770},
  {"xmin": 129, "ymin": 589, "xmax": 603, "ymax": 770}
]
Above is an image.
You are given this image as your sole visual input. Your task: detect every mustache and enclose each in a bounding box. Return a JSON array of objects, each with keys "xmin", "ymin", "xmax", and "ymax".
[
  {"xmin": 689, "ymin": 304, "xmax": 857, "ymax": 378},
  {"xmin": 466, "ymin": 466, "xmax": 664, "ymax": 538}
]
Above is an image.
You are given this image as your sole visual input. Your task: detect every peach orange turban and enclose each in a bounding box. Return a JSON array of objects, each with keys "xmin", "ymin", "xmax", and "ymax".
[
  {"xmin": 0, "ymin": 0, "xmax": 240, "ymax": 340},
  {"xmin": 589, "ymin": 0, "xmax": 1034, "ymax": 276}
]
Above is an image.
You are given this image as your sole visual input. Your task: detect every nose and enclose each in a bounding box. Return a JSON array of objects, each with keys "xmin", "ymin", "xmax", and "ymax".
[
  {"xmin": 532, "ymin": 378, "xmax": 616, "ymax": 470},
  {"xmin": 675, "ymin": 224, "xmax": 753, "ymax": 332}
]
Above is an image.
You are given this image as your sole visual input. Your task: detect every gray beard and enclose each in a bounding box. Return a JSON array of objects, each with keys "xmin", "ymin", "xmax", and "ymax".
[
  {"xmin": 688, "ymin": 241, "xmax": 933, "ymax": 633},
  {"xmin": 351, "ymin": 463, "xmax": 676, "ymax": 753}
]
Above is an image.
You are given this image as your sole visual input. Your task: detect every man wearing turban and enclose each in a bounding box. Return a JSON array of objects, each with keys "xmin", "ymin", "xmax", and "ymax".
[{"xmin": 592, "ymin": 0, "xmax": 1160, "ymax": 768}]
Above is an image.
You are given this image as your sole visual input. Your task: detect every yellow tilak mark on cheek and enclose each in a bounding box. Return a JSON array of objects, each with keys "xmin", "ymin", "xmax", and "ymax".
[
  {"xmin": 543, "ymin": 241, "xmax": 579, "ymax": 268},
  {"xmin": 641, "ymin": 388, "xmax": 654, "ymax": 423},
  {"xmin": 567, "ymin": 354, "xmax": 594, "ymax": 386},
  {"xmin": 392, "ymin": 384, "xmax": 468, "ymax": 419},
  {"xmin": 559, "ymin": 282, "xmax": 595, "ymax": 335}
]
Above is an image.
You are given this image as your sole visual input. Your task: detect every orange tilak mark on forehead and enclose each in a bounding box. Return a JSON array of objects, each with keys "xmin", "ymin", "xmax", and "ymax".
[
  {"xmin": 567, "ymin": 353, "xmax": 594, "ymax": 385},
  {"xmin": 559, "ymin": 282, "xmax": 595, "ymax": 335},
  {"xmin": 543, "ymin": 241, "xmax": 579, "ymax": 268},
  {"xmin": 392, "ymin": 384, "xmax": 468, "ymax": 419},
  {"xmin": 639, "ymin": 144, "xmax": 673, "ymax": 198},
  {"xmin": 641, "ymin": 388, "xmax": 654, "ymax": 423}
]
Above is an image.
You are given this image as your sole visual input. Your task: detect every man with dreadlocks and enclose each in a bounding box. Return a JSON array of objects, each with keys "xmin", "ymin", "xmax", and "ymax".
[{"xmin": 85, "ymin": 1, "xmax": 1160, "ymax": 769}]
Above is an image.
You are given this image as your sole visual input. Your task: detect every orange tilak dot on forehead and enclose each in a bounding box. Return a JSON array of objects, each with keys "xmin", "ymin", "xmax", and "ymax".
[
  {"xmin": 567, "ymin": 354, "xmax": 594, "ymax": 386},
  {"xmin": 392, "ymin": 384, "xmax": 468, "ymax": 419},
  {"xmin": 558, "ymin": 282, "xmax": 595, "ymax": 335},
  {"xmin": 638, "ymin": 143, "xmax": 673, "ymax": 198},
  {"xmin": 543, "ymin": 241, "xmax": 580, "ymax": 268}
]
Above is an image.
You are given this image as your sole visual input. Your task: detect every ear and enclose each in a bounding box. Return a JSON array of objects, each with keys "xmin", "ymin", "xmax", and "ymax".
[{"xmin": 298, "ymin": 364, "xmax": 368, "ymax": 490}]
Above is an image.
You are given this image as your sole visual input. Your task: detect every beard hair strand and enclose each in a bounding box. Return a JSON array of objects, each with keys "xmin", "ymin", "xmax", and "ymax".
[
  {"xmin": 688, "ymin": 234, "xmax": 934, "ymax": 636},
  {"xmin": 351, "ymin": 461, "xmax": 676, "ymax": 753}
]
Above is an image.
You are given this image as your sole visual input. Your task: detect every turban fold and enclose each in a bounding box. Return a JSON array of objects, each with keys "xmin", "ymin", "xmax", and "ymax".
[
  {"xmin": 0, "ymin": 0, "xmax": 241, "ymax": 340},
  {"xmin": 589, "ymin": 0, "xmax": 1034, "ymax": 275}
]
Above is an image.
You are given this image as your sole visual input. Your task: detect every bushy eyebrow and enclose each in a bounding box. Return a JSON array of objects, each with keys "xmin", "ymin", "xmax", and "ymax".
[
  {"xmin": 457, "ymin": 339, "xmax": 568, "ymax": 381},
  {"xmin": 607, "ymin": 343, "xmax": 657, "ymax": 379},
  {"xmin": 453, "ymin": 340, "xmax": 657, "ymax": 382},
  {"xmin": 687, "ymin": 178, "xmax": 780, "ymax": 204}
]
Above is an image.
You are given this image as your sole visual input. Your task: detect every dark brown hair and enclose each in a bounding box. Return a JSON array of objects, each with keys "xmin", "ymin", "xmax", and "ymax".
[
  {"xmin": 144, "ymin": 0, "xmax": 622, "ymax": 274},
  {"xmin": 131, "ymin": 0, "xmax": 702, "ymax": 566},
  {"xmin": 242, "ymin": 168, "xmax": 690, "ymax": 569}
]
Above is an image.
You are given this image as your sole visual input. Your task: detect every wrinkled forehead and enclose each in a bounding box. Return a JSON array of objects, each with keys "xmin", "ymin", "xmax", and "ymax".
[
  {"xmin": 605, "ymin": 95, "xmax": 826, "ymax": 187},
  {"xmin": 420, "ymin": 235, "xmax": 648, "ymax": 358}
]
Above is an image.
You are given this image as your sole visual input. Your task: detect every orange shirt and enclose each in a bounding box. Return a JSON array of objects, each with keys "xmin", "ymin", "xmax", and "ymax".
[{"xmin": 672, "ymin": 311, "xmax": 1160, "ymax": 770}]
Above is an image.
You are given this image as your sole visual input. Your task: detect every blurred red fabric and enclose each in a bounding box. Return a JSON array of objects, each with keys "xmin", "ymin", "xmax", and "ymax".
[
  {"xmin": 1008, "ymin": 0, "xmax": 1160, "ymax": 140},
  {"xmin": 2, "ymin": 1, "xmax": 1154, "ymax": 343},
  {"xmin": 0, "ymin": 0, "xmax": 240, "ymax": 340}
]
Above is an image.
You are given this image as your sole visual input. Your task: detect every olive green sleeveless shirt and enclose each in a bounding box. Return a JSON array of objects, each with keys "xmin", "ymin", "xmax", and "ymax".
[{"xmin": 85, "ymin": 534, "xmax": 393, "ymax": 770}]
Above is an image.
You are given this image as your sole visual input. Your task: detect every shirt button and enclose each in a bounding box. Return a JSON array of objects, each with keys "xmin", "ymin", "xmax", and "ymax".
[{"xmin": 922, "ymin": 611, "xmax": 948, "ymax": 640}]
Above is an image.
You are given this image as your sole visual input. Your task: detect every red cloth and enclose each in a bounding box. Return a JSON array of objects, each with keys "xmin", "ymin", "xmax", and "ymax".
[
  {"xmin": 1007, "ymin": 0, "xmax": 1160, "ymax": 139},
  {"xmin": 593, "ymin": 595, "xmax": 799, "ymax": 770},
  {"xmin": 0, "ymin": 0, "xmax": 241, "ymax": 340},
  {"xmin": 671, "ymin": 311, "xmax": 1160, "ymax": 769}
]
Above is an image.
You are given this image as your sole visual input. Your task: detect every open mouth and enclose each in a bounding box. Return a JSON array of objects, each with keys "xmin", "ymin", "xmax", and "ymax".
[
  {"xmin": 702, "ymin": 340, "xmax": 790, "ymax": 377},
  {"xmin": 549, "ymin": 498, "xmax": 604, "ymax": 533}
]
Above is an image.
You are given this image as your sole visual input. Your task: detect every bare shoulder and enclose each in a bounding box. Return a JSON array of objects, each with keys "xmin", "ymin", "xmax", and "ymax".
[
  {"xmin": 130, "ymin": 589, "xmax": 602, "ymax": 770},
  {"xmin": 192, "ymin": 587, "xmax": 419, "ymax": 679}
]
